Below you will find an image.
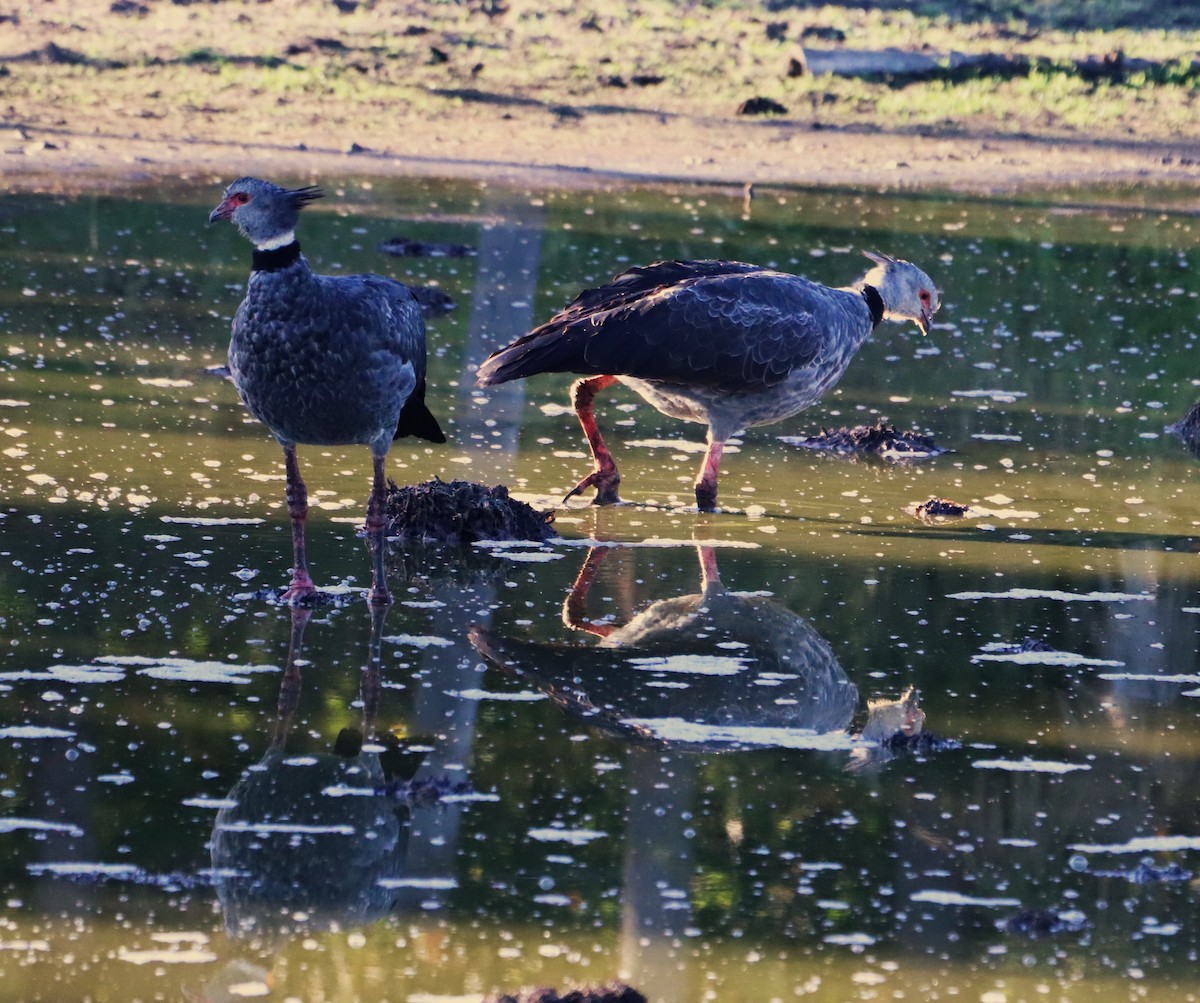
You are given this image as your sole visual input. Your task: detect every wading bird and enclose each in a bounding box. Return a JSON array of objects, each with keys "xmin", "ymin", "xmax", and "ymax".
[
  {"xmin": 476, "ymin": 252, "xmax": 938, "ymax": 510},
  {"xmin": 210, "ymin": 177, "xmax": 445, "ymax": 605}
]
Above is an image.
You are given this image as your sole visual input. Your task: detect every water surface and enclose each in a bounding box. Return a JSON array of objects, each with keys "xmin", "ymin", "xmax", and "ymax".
[{"xmin": 1, "ymin": 176, "xmax": 1199, "ymax": 1002}]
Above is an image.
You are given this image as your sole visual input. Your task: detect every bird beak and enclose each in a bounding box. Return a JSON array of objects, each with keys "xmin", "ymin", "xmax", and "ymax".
[
  {"xmin": 208, "ymin": 199, "xmax": 234, "ymax": 224},
  {"xmin": 916, "ymin": 310, "xmax": 932, "ymax": 336}
]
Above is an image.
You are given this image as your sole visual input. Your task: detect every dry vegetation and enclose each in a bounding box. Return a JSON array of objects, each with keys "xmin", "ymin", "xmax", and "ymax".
[{"xmin": 3, "ymin": 0, "xmax": 1200, "ymax": 191}]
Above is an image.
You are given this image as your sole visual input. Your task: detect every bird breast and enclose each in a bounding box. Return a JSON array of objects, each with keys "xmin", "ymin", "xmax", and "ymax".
[{"xmin": 228, "ymin": 272, "xmax": 418, "ymax": 449}]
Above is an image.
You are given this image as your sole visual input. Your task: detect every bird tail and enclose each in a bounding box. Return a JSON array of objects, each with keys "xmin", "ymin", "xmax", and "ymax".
[
  {"xmin": 476, "ymin": 324, "xmax": 593, "ymax": 386},
  {"xmin": 394, "ymin": 381, "xmax": 447, "ymax": 443}
]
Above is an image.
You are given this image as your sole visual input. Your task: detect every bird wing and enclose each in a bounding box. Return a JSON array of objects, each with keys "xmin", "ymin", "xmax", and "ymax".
[{"xmin": 478, "ymin": 261, "xmax": 867, "ymax": 392}]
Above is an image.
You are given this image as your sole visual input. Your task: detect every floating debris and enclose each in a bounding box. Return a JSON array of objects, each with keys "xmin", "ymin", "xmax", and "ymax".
[
  {"xmin": 782, "ymin": 420, "xmax": 945, "ymax": 458},
  {"xmin": 409, "ymin": 283, "xmax": 457, "ymax": 317},
  {"xmin": 379, "ymin": 235, "xmax": 477, "ymax": 258},
  {"xmin": 385, "ymin": 477, "xmax": 554, "ymax": 544},
  {"xmin": 1002, "ymin": 908, "xmax": 1090, "ymax": 937},
  {"xmin": 881, "ymin": 730, "xmax": 961, "ymax": 754},
  {"xmin": 915, "ymin": 496, "xmax": 969, "ymax": 518},
  {"xmin": 484, "ymin": 982, "xmax": 647, "ymax": 1003},
  {"xmin": 373, "ymin": 775, "xmax": 474, "ymax": 806}
]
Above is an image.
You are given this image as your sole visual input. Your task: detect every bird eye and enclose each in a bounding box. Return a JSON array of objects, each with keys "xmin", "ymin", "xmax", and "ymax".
[
  {"xmin": 232, "ymin": 192, "xmax": 250, "ymax": 205},
  {"xmin": 919, "ymin": 289, "xmax": 931, "ymax": 303}
]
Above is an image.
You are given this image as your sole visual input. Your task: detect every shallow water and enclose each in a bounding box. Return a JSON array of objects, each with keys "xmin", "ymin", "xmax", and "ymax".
[{"xmin": 1, "ymin": 176, "xmax": 1200, "ymax": 1002}]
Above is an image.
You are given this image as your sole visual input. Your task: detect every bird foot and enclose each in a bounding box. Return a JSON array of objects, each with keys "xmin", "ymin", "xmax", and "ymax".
[{"xmin": 563, "ymin": 470, "xmax": 622, "ymax": 506}]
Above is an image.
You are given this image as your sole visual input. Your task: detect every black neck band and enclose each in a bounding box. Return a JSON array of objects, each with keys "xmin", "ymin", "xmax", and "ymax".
[
  {"xmin": 861, "ymin": 284, "xmax": 885, "ymax": 327},
  {"xmin": 252, "ymin": 241, "xmax": 302, "ymax": 272}
]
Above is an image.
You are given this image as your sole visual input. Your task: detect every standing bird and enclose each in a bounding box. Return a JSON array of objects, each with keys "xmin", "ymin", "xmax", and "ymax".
[
  {"xmin": 476, "ymin": 252, "xmax": 939, "ymax": 510},
  {"xmin": 210, "ymin": 177, "xmax": 446, "ymax": 606}
]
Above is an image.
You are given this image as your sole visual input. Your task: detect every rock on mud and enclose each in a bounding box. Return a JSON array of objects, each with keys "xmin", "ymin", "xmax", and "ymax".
[
  {"xmin": 385, "ymin": 477, "xmax": 554, "ymax": 544},
  {"xmin": 782, "ymin": 420, "xmax": 945, "ymax": 458}
]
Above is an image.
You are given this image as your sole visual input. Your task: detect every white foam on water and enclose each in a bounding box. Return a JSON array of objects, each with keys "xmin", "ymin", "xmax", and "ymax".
[
  {"xmin": 527, "ymin": 827, "xmax": 608, "ymax": 845},
  {"xmin": 183, "ymin": 797, "xmax": 237, "ymax": 810},
  {"xmin": 627, "ymin": 654, "xmax": 747, "ymax": 676},
  {"xmin": 623, "ymin": 718, "xmax": 856, "ymax": 751},
  {"xmin": 823, "ymin": 933, "xmax": 876, "ymax": 946},
  {"xmin": 555, "ymin": 537, "xmax": 759, "ymax": 550},
  {"xmin": 0, "ymin": 726, "xmax": 75, "ymax": 740},
  {"xmin": 215, "ymin": 822, "xmax": 356, "ymax": 835},
  {"xmin": 951, "ymin": 389, "xmax": 1028, "ymax": 400},
  {"xmin": 28, "ymin": 862, "xmax": 140, "ymax": 878},
  {"xmin": 161, "ymin": 515, "xmax": 264, "ymax": 526},
  {"xmin": 910, "ymin": 890, "xmax": 1021, "ymax": 907},
  {"xmin": 0, "ymin": 665, "xmax": 125, "ymax": 684},
  {"xmin": 112, "ymin": 657, "xmax": 280, "ymax": 684},
  {"xmin": 973, "ymin": 647, "xmax": 1124, "ymax": 668},
  {"xmin": 1100, "ymin": 672, "xmax": 1200, "ymax": 684},
  {"xmin": 973, "ymin": 758, "xmax": 1090, "ymax": 774},
  {"xmin": 383, "ymin": 634, "xmax": 455, "ymax": 649},
  {"xmin": 1069, "ymin": 835, "xmax": 1200, "ymax": 855},
  {"xmin": 118, "ymin": 948, "xmax": 218, "ymax": 965},
  {"xmin": 488, "ymin": 550, "xmax": 565, "ymax": 562},
  {"xmin": 446, "ymin": 689, "xmax": 546, "ymax": 702},
  {"xmin": 377, "ymin": 877, "xmax": 459, "ymax": 890},
  {"xmin": 321, "ymin": 785, "xmax": 374, "ymax": 798},
  {"xmin": 137, "ymin": 377, "xmax": 194, "ymax": 388},
  {"xmin": 0, "ymin": 818, "xmax": 83, "ymax": 836},
  {"xmin": 949, "ymin": 588, "xmax": 1153, "ymax": 603}
]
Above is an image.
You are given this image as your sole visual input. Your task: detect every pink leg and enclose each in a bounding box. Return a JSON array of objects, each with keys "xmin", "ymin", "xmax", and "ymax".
[
  {"xmin": 696, "ymin": 545, "xmax": 722, "ymax": 590},
  {"xmin": 365, "ymin": 451, "xmax": 392, "ymax": 607},
  {"xmin": 563, "ymin": 375, "xmax": 622, "ymax": 506},
  {"xmin": 271, "ymin": 606, "xmax": 312, "ymax": 748},
  {"xmin": 694, "ymin": 435, "xmax": 725, "ymax": 511},
  {"xmin": 561, "ymin": 546, "xmax": 616, "ymax": 638},
  {"xmin": 280, "ymin": 444, "xmax": 318, "ymax": 602}
]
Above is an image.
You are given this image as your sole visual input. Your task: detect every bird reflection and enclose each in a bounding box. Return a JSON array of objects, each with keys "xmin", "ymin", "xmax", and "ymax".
[
  {"xmin": 471, "ymin": 544, "xmax": 921, "ymax": 752},
  {"xmin": 210, "ymin": 605, "xmax": 410, "ymax": 941}
]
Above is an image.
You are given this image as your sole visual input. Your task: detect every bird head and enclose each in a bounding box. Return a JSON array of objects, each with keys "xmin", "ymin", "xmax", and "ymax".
[
  {"xmin": 862, "ymin": 250, "xmax": 940, "ymax": 335},
  {"xmin": 209, "ymin": 177, "xmax": 324, "ymax": 250}
]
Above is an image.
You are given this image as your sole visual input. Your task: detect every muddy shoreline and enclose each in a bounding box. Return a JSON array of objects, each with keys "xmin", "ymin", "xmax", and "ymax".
[{"xmin": 7, "ymin": 109, "xmax": 1200, "ymax": 202}]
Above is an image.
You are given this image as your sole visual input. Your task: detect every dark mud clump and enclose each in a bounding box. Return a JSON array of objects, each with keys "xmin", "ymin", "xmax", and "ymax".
[
  {"xmin": 915, "ymin": 496, "xmax": 969, "ymax": 518},
  {"xmin": 484, "ymin": 984, "xmax": 647, "ymax": 1003},
  {"xmin": 380, "ymin": 235, "xmax": 478, "ymax": 258},
  {"xmin": 881, "ymin": 730, "xmax": 961, "ymax": 754},
  {"xmin": 385, "ymin": 477, "xmax": 554, "ymax": 544},
  {"xmin": 1166, "ymin": 401, "xmax": 1200, "ymax": 455},
  {"xmin": 783, "ymin": 420, "xmax": 945, "ymax": 457},
  {"xmin": 1002, "ymin": 908, "xmax": 1089, "ymax": 937}
]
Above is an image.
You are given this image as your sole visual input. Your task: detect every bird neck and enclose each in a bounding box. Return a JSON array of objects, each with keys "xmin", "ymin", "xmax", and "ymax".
[
  {"xmin": 860, "ymin": 284, "xmax": 885, "ymax": 327},
  {"xmin": 252, "ymin": 240, "xmax": 303, "ymax": 273}
]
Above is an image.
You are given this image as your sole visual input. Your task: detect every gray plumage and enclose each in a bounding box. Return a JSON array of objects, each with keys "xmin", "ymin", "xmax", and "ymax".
[
  {"xmin": 210, "ymin": 176, "xmax": 445, "ymax": 605},
  {"xmin": 476, "ymin": 252, "xmax": 939, "ymax": 510}
]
